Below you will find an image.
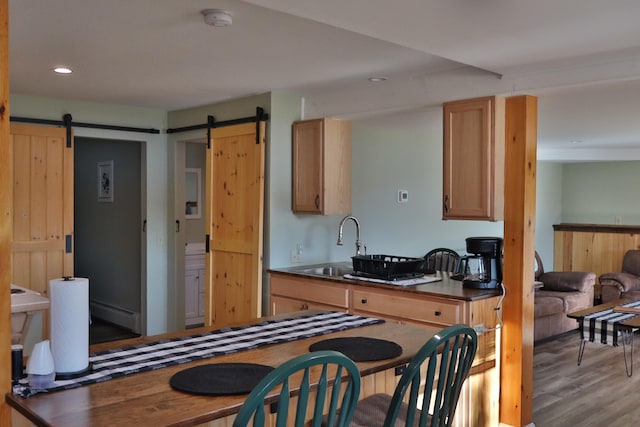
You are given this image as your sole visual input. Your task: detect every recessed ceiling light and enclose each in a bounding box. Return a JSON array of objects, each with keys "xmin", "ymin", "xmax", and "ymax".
[
  {"xmin": 53, "ymin": 67, "xmax": 73, "ymax": 74},
  {"xmin": 368, "ymin": 77, "xmax": 387, "ymax": 82},
  {"xmin": 570, "ymin": 140, "xmax": 583, "ymax": 144}
]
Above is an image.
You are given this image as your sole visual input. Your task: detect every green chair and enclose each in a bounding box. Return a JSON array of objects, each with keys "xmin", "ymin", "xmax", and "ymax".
[
  {"xmin": 233, "ymin": 350, "xmax": 361, "ymax": 427},
  {"xmin": 349, "ymin": 324, "xmax": 478, "ymax": 427},
  {"xmin": 423, "ymin": 248, "xmax": 461, "ymax": 274}
]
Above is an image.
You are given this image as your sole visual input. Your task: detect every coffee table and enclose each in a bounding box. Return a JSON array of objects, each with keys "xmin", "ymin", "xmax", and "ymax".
[{"xmin": 567, "ymin": 299, "xmax": 640, "ymax": 377}]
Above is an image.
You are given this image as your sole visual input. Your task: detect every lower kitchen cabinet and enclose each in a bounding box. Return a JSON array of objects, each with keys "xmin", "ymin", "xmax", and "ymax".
[
  {"xmin": 185, "ymin": 245, "xmax": 205, "ymax": 327},
  {"xmin": 268, "ymin": 271, "xmax": 500, "ymax": 427}
]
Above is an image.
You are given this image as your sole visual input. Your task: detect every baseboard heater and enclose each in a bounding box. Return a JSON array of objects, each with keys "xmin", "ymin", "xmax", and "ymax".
[{"xmin": 90, "ymin": 300, "xmax": 141, "ymax": 334}]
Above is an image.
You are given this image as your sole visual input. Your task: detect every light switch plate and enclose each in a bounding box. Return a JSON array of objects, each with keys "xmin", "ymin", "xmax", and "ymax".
[{"xmin": 397, "ymin": 189, "xmax": 409, "ymax": 203}]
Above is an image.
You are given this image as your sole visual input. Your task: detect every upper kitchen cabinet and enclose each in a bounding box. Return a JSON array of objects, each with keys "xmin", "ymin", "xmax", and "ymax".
[
  {"xmin": 292, "ymin": 118, "xmax": 352, "ymax": 215},
  {"xmin": 442, "ymin": 96, "xmax": 505, "ymax": 221}
]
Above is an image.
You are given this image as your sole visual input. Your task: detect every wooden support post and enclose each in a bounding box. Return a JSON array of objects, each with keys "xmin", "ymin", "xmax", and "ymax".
[
  {"xmin": 500, "ymin": 95, "xmax": 538, "ymax": 427},
  {"xmin": 0, "ymin": 0, "xmax": 12, "ymax": 425}
]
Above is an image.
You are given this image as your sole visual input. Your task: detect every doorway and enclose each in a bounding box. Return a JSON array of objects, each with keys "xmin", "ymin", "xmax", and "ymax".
[
  {"xmin": 74, "ymin": 137, "xmax": 144, "ymax": 334},
  {"xmin": 175, "ymin": 139, "xmax": 207, "ymax": 328}
]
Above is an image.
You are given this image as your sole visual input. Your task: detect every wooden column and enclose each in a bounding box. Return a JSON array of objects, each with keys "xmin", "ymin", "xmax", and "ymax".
[
  {"xmin": 0, "ymin": 0, "xmax": 12, "ymax": 425},
  {"xmin": 500, "ymin": 95, "xmax": 538, "ymax": 426}
]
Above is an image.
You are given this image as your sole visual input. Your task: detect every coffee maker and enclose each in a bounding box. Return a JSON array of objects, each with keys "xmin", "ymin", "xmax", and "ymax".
[{"xmin": 461, "ymin": 237, "xmax": 503, "ymax": 289}]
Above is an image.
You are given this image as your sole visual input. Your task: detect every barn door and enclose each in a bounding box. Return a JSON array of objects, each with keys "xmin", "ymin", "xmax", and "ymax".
[
  {"xmin": 205, "ymin": 122, "xmax": 265, "ymax": 327},
  {"xmin": 10, "ymin": 124, "xmax": 74, "ymax": 294}
]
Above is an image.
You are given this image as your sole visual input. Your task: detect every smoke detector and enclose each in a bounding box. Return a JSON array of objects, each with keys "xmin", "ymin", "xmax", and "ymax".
[{"xmin": 201, "ymin": 9, "xmax": 233, "ymax": 27}]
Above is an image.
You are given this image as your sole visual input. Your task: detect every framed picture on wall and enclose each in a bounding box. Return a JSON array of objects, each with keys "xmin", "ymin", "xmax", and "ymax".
[{"xmin": 97, "ymin": 160, "xmax": 114, "ymax": 202}]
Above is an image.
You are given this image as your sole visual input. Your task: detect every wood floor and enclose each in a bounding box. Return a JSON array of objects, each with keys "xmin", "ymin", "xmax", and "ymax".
[{"xmin": 533, "ymin": 330, "xmax": 640, "ymax": 426}]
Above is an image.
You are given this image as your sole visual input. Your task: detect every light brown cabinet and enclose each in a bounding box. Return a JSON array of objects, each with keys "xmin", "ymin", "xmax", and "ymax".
[
  {"xmin": 442, "ymin": 96, "xmax": 504, "ymax": 221},
  {"xmin": 292, "ymin": 118, "xmax": 352, "ymax": 215}
]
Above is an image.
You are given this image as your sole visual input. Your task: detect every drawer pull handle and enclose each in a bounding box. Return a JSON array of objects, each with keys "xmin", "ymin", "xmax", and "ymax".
[
  {"xmin": 301, "ymin": 303, "xmax": 309, "ymax": 310},
  {"xmin": 435, "ymin": 311, "xmax": 442, "ymax": 316},
  {"xmin": 361, "ymin": 298, "xmax": 368, "ymax": 304}
]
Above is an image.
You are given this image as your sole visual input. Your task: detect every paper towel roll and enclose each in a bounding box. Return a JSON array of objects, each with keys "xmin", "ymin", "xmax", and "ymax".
[{"xmin": 49, "ymin": 277, "xmax": 89, "ymax": 375}]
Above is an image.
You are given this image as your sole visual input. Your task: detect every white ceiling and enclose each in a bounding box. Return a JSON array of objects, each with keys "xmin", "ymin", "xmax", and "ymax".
[{"xmin": 9, "ymin": 0, "xmax": 640, "ymax": 160}]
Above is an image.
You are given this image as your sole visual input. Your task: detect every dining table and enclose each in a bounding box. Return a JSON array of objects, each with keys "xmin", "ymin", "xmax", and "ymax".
[{"xmin": 6, "ymin": 310, "xmax": 441, "ymax": 427}]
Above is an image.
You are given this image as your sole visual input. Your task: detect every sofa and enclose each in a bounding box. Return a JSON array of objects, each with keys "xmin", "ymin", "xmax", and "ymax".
[
  {"xmin": 600, "ymin": 250, "xmax": 640, "ymax": 303},
  {"xmin": 534, "ymin": 252, "xmax": 596, "ymax": 342}
]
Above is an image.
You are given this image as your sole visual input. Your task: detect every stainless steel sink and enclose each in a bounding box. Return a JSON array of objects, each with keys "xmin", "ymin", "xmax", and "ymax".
[{"xmin": 294, "ymin": 264, "xmax": 353, "ymax": 277}]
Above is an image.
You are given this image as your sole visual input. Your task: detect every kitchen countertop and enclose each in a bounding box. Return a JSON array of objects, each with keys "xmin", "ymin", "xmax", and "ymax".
[{"xmin": 269, "ymin": 262, "xmax": 502, "ymax": 302}]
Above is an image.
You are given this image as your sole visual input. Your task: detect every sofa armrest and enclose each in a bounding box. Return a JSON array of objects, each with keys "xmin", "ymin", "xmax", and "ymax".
[
  {"xmin": 538, "ymin": 271, "xmax": 596, "ymax": 293},
  {"xmin": 599, "ymin": 272, "xmax": 640, "ymax": 293}
]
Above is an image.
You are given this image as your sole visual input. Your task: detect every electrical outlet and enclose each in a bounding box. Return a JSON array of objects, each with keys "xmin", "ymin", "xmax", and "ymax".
[
  {"xmin": 290, "ymin": 243, "xmax": 303, "ymax": 262},
  {"xmin": 473, "ymin": 323, "xmax": 486, "ymax": 336}
]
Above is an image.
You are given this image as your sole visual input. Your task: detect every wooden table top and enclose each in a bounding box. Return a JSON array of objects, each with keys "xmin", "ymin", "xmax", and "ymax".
[
  {"xmin": 567, "ymin": 299, "xmax": 640, "ymax": 329},
  {"xmin": 6, "ymin": 311, "xmax": 440, "ymax": 427}
]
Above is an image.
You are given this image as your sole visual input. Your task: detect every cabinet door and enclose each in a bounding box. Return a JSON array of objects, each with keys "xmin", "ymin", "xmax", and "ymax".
[
  {"xmin": 292, "ymin": 119, "xmax": 324, "ymax": 213},
  {"xmin": 443, "ymin": 96, "xmax": 504, "ymax": 221},
  {"xmin": 185, "ymin": 269, "xmax": 199, "ymax": 322},
  {"xmin": 197, "ymin": 267, "xmax": 206, "ymax": 318},
  {"xmin": 292, "ymin": 118, "xmax": 351, "ymax": 215}
]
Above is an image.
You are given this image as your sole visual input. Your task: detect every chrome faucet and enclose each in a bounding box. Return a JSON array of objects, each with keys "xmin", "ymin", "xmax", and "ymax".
[{"xmin": 337, "ymin": 215, "xmax": 362, "ymax": 256}]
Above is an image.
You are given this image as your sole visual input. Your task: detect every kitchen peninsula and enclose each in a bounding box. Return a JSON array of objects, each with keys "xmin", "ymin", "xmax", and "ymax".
[
  {"xmin": 269, "ymin": 263, "xmax": 503, "ymax": 426},
  {"xmin": 8, "ymin": 311, "xmax": 438, "ymax": 427}
]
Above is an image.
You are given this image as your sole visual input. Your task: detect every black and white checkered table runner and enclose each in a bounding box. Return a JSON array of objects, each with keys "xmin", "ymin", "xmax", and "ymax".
[
  {"xmin": 16, "ymin": 311, "xmax": 384, "ymax": 397},
  {"xmin": 580, "ymin": 301, "xmax": 640, "ymax": 346}
]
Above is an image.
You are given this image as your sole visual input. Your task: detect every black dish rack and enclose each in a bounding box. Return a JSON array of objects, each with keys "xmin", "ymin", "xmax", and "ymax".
[{"xmin": 351, "ymin": 254, "xmax": 424, "ymax": 280}]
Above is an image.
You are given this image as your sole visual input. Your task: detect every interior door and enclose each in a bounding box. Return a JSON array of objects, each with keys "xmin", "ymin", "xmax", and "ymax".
[
  {"xmin": 10, "ymin": 124, "xmax": 74, "ymax": 295},
  {"xmin": 205, "ymin": 122, "xmax": 265, "ymax": 327}
]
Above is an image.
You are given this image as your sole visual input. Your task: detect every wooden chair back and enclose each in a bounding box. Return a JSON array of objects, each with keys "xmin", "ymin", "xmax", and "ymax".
[
  {"xmin": 424, "ymin": 248, "xmax": 461, "ymax": 274},
  {"xmin": 383, "ymin": 324, "xmax": 478, "ymax": 427},
  {"xmin": 233, "ymin": 350, "xmax": 361, "ymax": 427}
]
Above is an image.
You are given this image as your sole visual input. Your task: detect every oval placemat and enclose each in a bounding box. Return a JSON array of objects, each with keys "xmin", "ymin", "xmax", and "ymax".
[
  {"xmin": 309, "ymin": 337, "xmax": 402, "ymax": 361},
  {"xmin": 169, "ymin": 363, "xmax": 274, "ymax": 395}
]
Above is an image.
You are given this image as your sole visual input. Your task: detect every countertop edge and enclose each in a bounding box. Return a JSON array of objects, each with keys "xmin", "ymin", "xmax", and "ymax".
[{"xmin": 268, "ymin": 264, "xmax": 501, "ymax": 302}]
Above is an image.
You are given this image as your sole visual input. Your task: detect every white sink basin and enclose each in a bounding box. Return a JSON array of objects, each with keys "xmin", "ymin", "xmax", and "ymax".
[
  {"xmin": 11, "ymin": 284, "xmax": 50, "ymax": 313},
  {"xmin": 11, "ymin": 284, "xmax": 50, "ymax": 345}
]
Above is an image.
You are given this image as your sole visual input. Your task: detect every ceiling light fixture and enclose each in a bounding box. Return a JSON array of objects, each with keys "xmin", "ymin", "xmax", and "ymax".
[
  {"xmin": 201, "ymin": 9, "xmax": 233, "ymax": 27},
  {"xmin": 368, "ymin": 77, "xmax": 387, "ymax": 82},
  {"xmin": 53, "ymin": 67, "xmax": 73, "ymax": 74}
]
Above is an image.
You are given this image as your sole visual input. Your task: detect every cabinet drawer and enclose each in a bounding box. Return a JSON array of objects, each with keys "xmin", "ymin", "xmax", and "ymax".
[
  {"xmin": 352, "ymin": 289, "xmax": 462, "ymax": 326},
  {"xmin": 271, "ymin": 296, "xmax": 348, "ymax": 316},
  {"xmin": 270, "ymin": 274, "xmax": 348, "ymax": 308}
]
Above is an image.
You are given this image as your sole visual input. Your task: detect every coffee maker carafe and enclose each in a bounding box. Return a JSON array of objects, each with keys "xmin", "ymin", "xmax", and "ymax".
[{"xmin": 460, "ymin": 237, "xmax": 503, "ymax": 289}]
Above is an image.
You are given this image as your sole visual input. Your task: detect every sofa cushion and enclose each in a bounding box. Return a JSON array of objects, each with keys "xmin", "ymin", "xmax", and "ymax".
[
  {"xmin": 535, "ymin": 289, "xmax": 593, "ymax": 316},
  {"xmin": 538, "ymin": 271, "xmax": 596, "ymax": 292},
  {"xmin": 535, "ymin": 294, "xmax": 565, "ymax": 317},
  {"xmin": 621, "ymin": 290, "xmax": 640, "ymax": 301}
]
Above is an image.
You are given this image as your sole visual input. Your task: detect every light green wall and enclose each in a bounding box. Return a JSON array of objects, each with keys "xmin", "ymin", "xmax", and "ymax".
[
  {"xmin": 535, "ymin": 162, "xmax": 563, "ymax": 270},
  {"xmin": 350, "ymin": 107, "xmax": 504, "ymax": 258},
  {"xmin": 561, "ymin": 161, "xmax": 640, "ymax": 224}
]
